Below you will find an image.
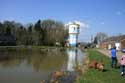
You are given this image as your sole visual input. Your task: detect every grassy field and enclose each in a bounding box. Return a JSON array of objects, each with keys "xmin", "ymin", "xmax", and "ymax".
[{"xmin": 78, "ymin": 49, "xmax": 125, "ymax": 83}]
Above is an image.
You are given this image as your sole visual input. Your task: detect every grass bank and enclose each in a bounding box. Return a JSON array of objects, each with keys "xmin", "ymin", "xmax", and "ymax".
[{"xmin": 78, "ymin": 49, "xmax": 125, "ymax": 83}]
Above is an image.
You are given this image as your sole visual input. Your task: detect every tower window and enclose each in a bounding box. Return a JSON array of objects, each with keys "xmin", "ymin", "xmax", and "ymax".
[{"xmin": 74, "ymin": 27, "xmax": 75, "ymax": 30}]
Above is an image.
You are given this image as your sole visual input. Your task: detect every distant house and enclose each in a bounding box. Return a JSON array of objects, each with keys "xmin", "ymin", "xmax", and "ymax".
[
  {"xmin": 100, "ymin": 35, "xmax": 125, "ymax": 50},
  {"xmin": 0, "ymin": 34, "xmax": 16, "ymax": 46},
  {"xmin": 121, "ymin": 39, "xmax": 125, "ymax": 49}
]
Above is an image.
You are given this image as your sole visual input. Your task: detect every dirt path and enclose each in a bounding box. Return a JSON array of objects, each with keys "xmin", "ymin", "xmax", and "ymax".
[{"xmin": 97, "ymin": 49, "xmax": 124, "ymax": 62}]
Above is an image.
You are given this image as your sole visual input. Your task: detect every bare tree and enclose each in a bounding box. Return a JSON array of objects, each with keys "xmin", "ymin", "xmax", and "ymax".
[{"xmin": 95, "ymin": 32, "xmax": 108, "ymax": 44}]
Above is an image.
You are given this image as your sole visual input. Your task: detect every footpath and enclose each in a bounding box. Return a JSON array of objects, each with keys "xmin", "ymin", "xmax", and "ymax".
[{"xmin": 97, "ymin": 49, "xmax": 124, "ymax": 62}]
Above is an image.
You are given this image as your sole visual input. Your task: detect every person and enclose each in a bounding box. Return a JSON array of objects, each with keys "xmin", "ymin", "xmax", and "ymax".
[
  {"xmin": 120, "ymin": 49, "xmax": 125, "ymax": 76},
  {"xmin": 111, "ymin": 46, "xmax": 117, "ymax": 68}
]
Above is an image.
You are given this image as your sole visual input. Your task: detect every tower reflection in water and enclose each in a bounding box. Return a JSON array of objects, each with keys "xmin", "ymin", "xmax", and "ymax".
[{"xmin": 67, "ymin": 48, "xmax": 84, "ymax": 71}]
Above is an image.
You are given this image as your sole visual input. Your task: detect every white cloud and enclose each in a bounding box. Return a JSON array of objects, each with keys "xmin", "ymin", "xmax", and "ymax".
[
  {"xmin": 100, "ymin": 22, "xmax": 105, "ymax": 25},
  {"xmin": 116, "ymin": 11, "xmax": 122, "ymax": 15},
  {"xmin": 74, "ymin": 20, "xmax": 89, "ymax": 28},
  {"xmin": 65, "ymin": 20, "xmax": 89, "ymax": 29},
  {"xmin": 65, "ymin": 22, "xmax": 72, "ymax": 26}
]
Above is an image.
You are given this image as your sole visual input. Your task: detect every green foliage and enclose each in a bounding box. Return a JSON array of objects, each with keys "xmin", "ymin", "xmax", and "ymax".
[{"xmin": 78, "ymin": 49, "xmax": 125, "ymax": 83}]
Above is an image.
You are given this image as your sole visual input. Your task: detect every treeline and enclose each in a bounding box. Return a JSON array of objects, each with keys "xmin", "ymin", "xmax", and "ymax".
[{"xmin": 0, "ymin": 19, "xmax": 68, "ymax": 46}]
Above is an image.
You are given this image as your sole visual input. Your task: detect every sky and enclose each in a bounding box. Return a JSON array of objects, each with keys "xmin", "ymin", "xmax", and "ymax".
[{"xmin": 0, "ymin": 0, "xmax": 125, "ymax": 42}]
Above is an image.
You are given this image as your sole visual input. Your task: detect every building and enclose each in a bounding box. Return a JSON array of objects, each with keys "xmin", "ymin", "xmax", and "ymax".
[
  {"xmin": 100, "ymin": 35, "xmax": 125, "ymax": 50},
  {"xmin": 121, "ymin": 39, "xmax": 125, "ymax": 49},
  {"xmin": 68, "ymin": 22, "xmax": 80, "ymax": 47}
]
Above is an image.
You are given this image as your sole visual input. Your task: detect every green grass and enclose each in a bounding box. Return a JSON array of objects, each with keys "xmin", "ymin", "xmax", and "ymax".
[{"xmin": 78, "ymin": 49, "xmax": 125, "ymax": 83}]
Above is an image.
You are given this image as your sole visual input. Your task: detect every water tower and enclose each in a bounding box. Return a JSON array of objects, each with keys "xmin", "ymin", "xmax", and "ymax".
[{"xmin": 68, "ymin": 22, "xmax": 80, "ymax": 47}]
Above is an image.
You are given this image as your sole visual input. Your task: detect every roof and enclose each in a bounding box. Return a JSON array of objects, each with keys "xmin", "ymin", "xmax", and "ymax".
[{"xmin": 101, "ymin": 35, "xmax": 125, "ymax": 43}]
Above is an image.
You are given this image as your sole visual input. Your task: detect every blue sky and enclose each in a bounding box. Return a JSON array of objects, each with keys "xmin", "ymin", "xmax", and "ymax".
[{"xmin": 0, "ymin": 0, "xmax": 125, "ymax": 42}]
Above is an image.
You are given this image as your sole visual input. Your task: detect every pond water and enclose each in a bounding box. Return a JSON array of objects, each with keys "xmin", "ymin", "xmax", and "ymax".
[{"xmin": 0, "ymin": 47, "xmax": 85, "ymax": 83}]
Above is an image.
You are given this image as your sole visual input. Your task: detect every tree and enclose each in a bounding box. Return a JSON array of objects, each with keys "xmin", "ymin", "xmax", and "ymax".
[
  {"xmin": 0, "ymin": 22, "xmax": 4, "ymax": 35},
  {"xmin": 5, "ymin": 26, "xmax": 11, "ymax": 35},
  {"xmin": 41, "ymin": 19, "xmax": 56, "ymax": 45},
  {"xmin": 95, "ymin": 32, "xmax": 108, "ymax": 44},
  {"xmin": 0, "ymin": 19, "xmax": 68, "ymax": 46},
  {"xmin": 34, "ymin": 19, "xmax": 43, "ymax": 45},
  {"xmin": 41, "ymin": 19, "xmax": 68, "ymax": 46},
  {"xmin": 27, "ymin": 24, "xmax": 33, "ymax": 45},
  {"xmin": 93, "ymin": 36, "xmax": 98, "ymax": 44},
  {"xmin": 34, "ymin": 20, "xmax": 41, "ymax": 31}
]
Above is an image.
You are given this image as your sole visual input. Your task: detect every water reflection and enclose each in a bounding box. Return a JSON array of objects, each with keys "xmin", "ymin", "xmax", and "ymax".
[
  {"xmin": 0, "ymin": 48, "xmax": 67, "ymax": 71},
  {"xmin": 0, "ymin": 48, "xmax": 84, "ymax": 83},
  {"xmin": 67, "ymin": 48, "xmax": 84, "ymax": 71}
]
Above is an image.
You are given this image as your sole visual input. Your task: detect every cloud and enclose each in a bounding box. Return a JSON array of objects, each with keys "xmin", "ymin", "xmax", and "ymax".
[
  {"xmin": 116, "ymin": 11, "xmax": 122, "ymax": 15},
  {"xmin": 65, "ymin": 20, "xmax": 89, "ymax": 29},
  {"xmin": 74, "ymin": 20, "xmax": 89, "ymax": 28},
  {"xmin": 100, "ymin": 22, "xmax": 105, "ymax": 25}
]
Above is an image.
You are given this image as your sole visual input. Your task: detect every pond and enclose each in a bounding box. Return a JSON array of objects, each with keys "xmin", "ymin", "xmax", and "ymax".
[{"xmin": 0, "ymin": 47, "xmax": 85, "ymax": 83}]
